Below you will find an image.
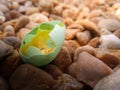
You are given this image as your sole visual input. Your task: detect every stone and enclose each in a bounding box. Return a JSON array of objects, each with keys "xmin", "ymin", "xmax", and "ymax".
[
  {"xmin": 97, "ymin": 52, "xmax": 120, "ymax": 68},
  {"xmin": 3, "ymin": 25, "xmax": 15, "ymax": 35},
  {"xmin": 113, "ymin": 29, "xmax": 120, "ymax": 38},
  {"xmin": 68, "ymin": 52, "xmax": 112, "ymax": 87},
  {"xmin": 98, "ymin": 19, "xmax": 120, "ymax": 32},
  {"xmin": 29, "ymin": 13, "xmax": 49, "ymax": 23},
  {"xmin": 63, "ymin": 40, "xmax": 80, "ymax": 59},
  {"xmin": 0, "ymin": 76, "xmax": 9, "ymax": 90},
  {"xmin": 15, "ymin": 16, "xmax": 30, "ymax": 32},
  {"xmin": 26, "ymin": 7, "xmax": 39, "ymax": 15},
  {"xmin": 0, "ymin": 50, "xmax": 21, "ymax": 79},
  {"xmin": 53, "ymin": 46, "xmax": 72, "ymax": 72},
  {"xmin": 0, "ymin": 40, "xmax": 13, "ymax": 61},
  {"xmin": 53, "ymin": 74, "xmax": 83, "ymax": 90},
  {"xmin": 75, "ymin": 20, "xmax": 100, "ymax": 37},
  {"xmin": 74, "ymin": 45, "xmax": 96, "ymax": 62},
  {"xmin": 0, "ymin": 4, "xmax": 9, "ymax": 13},
  {"xmin": 0, "ymin": 11, "xmax": 6, "ymax": 24},
  {"xmin": 94, "ymin": 69, "xmax": 120, "ymax": 90},
  {"xmin": 88, "ymin": 37, "xmax": 100, "ymax": 47},
  {"xmin": 76, "ymin": 31, "xmax": 91, "ymax": 45},
  {"xmin": 66, "ymin": 29, "xmax": 80, "ymax": 40},
  {"xmin": 42, "ymin": 64, "xmax": 63, "ymax": 79},
  {"xmin": 9, "ymin": 64, "xmax": 55, "ymax": 90},
  {"xmin": 17, "ymin": 28, "xmax": 31, "ymax": 40},
  {"xmin": 2, "ymin": 36, "xmax": 21, "ymax": 49},
  {"xmin": 99, "ymin": 34, "xmax": 120, "ymax": 49}
]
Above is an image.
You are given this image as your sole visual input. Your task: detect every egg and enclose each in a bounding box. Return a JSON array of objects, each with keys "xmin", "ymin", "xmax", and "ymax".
[{"xmin": 19, "ymin": 20, "xmax": 66, "ymax": 66}]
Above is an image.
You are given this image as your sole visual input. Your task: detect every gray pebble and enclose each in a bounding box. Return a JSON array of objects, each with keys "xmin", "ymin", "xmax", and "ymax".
[
  {"xmin": 2, "ymin": 36, "xmax": 21, "ymax": 48},
  {"xmin": 0, "ymin": 40, "xmax": 13, "ymax": 61}
]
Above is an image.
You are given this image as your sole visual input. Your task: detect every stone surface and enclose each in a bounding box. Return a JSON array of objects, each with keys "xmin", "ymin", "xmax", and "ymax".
[
  {"xmin": 43, "ymin": 64, "xmax": 63, "ymax": 79},
  {"xmin": 98, "ymin": 19, "xmax": 120, "ymax": 32},
  {"xmin": 15, "ymin": 16, "xmax": 30, "ymax": 32},
  {"xmin": 2, "ymin": 36, "xmax": 21, "ymax": 48},
  {"xmin": 0, "ymin": 50, "xmax": 21, "ymax": 79},
  {"xmin": 9, "ymin": 64, "xmax": 55, "ymax": 90},
  {"xmin": 53, "ymin": 46, "xmax": 72, "ymax": 72},
  {"xmin": 0, "ymin": 76, "xmax": 9, "ymax": 90},
  {"xmin": 0, "ymin": 40, "xmax": 13, "ymax": 61},
  {"xmin": 53, "ymin": 74, "xmax": 83, "ymax": 90},
  {"xmin": 94, "ymin": 68, "xmax": 120, "ymax": 90},
  {"xmin": 74, "ymin": 45, "xmax": 96, "ymax": 62},
  {"xmin": 69, "ymin": 52, "xmax": 112, "ymax": 87}
]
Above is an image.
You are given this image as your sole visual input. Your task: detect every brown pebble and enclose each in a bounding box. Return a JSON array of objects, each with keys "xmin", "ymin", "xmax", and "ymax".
[
  {"xmin": 0, "ymin": 76, "xmax": 9, "ymax": 90},
  {"xmin": 66, "ymin": 29, "xmax": 80, "ymax": 40},
  {"xmin": 74, "ymin": 45, "xmax": 96, "ymax": 62},
  {"xmin": 63, "ymin": 40, "xmax": 80, "ymax": 59},
  {"xmin": 10, "ymin": 10, "xmax": 22, "ymax": 19},
  {"xmin": 53, "ymin": 74, "xmax": 83, "ymax": 90},
  {"xmin": 9, "ymin": 64, "xmax": 55, "ymax": 90},
  {"xmin": 0, "ymin": 50, "xmax": 21, "ymax": 79},
  {"xmin": 17, "ymin": 28, "xmax": 31, "ymax": 40},
  {"xmin": 76, "ymin": 31, "xmax": 91, "ymax": 45},
  {"xmin": 76, "ymin": 20, "xmax": 100, "ymax": 37},
  {"xmin": 15, "ymin": 16, "xmax": 30, "ymax": 32},
  {"xmin": 98, "ymin": 19, "xmax": 120, "ymax": 32},
  {"xmin": 97, "ymin": 52, "xmax": 120, "ymax": 68},
  {"xmin": 113, "ymin": 29, "xmax": 120, "ymax": 38},
  {"xmin": 88, "ymin": 37, "xmax": 100, "ymax": 47},
  {"xmin": 53, "ymin": 46, "xmax": 72, "ymax": 72},
  {"xmin": 43, "ymin": 64, "xmax": 63, "ymax": 79},
  {"xmin": 0, "ymin": 40, "xmax": 13, "ymax": 61},
  {"xmin": 69, "ymin": 52, "xmax": 112, "ymax": 87},
  {"xmin": 94, "ymin": 68, "xmax": 120, "ymax": 90},
  {"xmin": 26, "ymin": 7, "xmax": 39, "ymax": 15},
  {"xmin": 29, "ymin": 13, "xmax": 48, "ymax": 23}
]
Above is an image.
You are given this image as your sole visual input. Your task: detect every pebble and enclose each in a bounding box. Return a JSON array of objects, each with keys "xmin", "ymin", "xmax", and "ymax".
[
  {"xmin": 0, "ymin": 50, "xmax": 21, "ymax": 79},
  {"xmin": 0, "ymin": 4, "xmax": 9, "ymax": 13},
  {"xmin": 63, "ymin": 40, "xmax": 80, "ymax": 58},
  {"xmin": 113, "ymin": 29, "xmax": 120, "ymax": 38},
  {"xmin": 43, "ymin": 64, "xmax": 63, "ymax": 79},
  {"xmin": 0, "ymin": 11, "xmax": 6, "ymax": 24},
  {"xmin": 9, "ymin": 64, "xmax": 55, "ymax": 90},
  {"xmin": 9, "ymin": 10, "xmax": 22, "ymax": 19},
  {"xmin": 66, "ymin": 29, "xmax": 80, "ymax": 40},
  {"xmin": 29, "ymin": 13, "xmax": 49, "ymax": 23},
  {"xmin": 99, "ymin": 34, "xmax": 120, "ymax": 49},
  {"xmin": 3, "ymin": 25, "xmax": 15, "ymax": 35},
  {"xmin": 2, "ymin": 36, "xmax": 21, "ymax": 49},
  {"xmin": 76, "ymin": 31, "xmax": 91, "ymax": 45},
  {"xmin": 94, "ymin": 68, "xmax": 120, "ymax": 90},
  {"xmin": 0, "ymin": 40, "xmax": 13, "ymax": 61},
  {"xmin": 68, "ymin": 52, "xmax": 112, "ymax": 87},
  {"xmin": 97, "ymin": 52, "xmax": 120, "ymax": 68},
  {"xmin": 98, "ymin": 19, "xmax": 120, "ymax": 32},
  {"xmin": 0, "ymin": 76, "xmax": 9, "ymax": 90},
  {"xmin": 53, "ymin": 74, "xmax": 83, "ymax": 90},
  {"xmin": 53, "ymin": 46, "xmax": 72, "ymax": 72},
  {"xmin": 15, "ymin": 16, "xmax": 30, "ymax": 32},
  {"xmin": 76, "ymin": 20, "xmax": 100, "ymax": 37},
  {"xmin": 88, "ymin": 37, "xmax": 100, "ymax": 47},
  {"xmin": 74, "ymin": 45, "xmax": 96, "ymax": 62},
  {"xmin": 100, "ymin": 28, "xmax": 112, "ymax": 35},
  {"xmin": 17, "ymin": 28, "xmax": 31, "ymax": 40},
  {"xmin": 26, "ymin": 7, "xmax": 39, "ymax": 15}
]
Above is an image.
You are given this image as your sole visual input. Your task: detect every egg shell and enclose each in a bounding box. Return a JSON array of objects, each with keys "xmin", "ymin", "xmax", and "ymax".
[{"xmin": 19, "ymin": 20, "xmax": 66, "ymax": 66}]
